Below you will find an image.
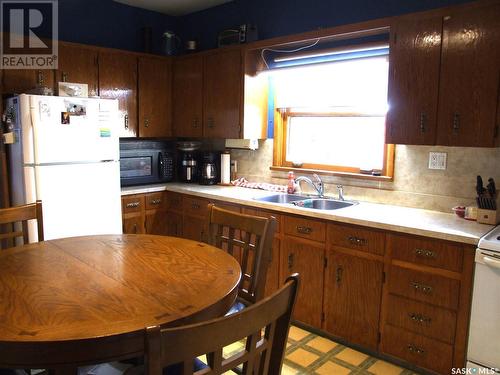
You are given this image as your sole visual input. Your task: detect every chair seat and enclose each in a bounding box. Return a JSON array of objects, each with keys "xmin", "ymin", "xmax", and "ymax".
[{"xmin": 225, "ymin": 301, "xmax": 246, "ymax": 316}]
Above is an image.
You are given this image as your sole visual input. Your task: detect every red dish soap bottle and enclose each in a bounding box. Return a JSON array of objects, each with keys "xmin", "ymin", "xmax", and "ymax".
[{"xmin": 287, "ymin": 171, "xmax": 295, "ymax": 194}]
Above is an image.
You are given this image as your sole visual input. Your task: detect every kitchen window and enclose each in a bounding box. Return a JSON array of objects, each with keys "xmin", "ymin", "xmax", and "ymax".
[{"xmin": 270, "ymin": 49, "xmax": 393, "ymax": 179}]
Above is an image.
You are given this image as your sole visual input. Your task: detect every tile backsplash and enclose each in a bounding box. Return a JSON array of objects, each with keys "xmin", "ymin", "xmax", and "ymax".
[{"xmin": 230, "ymin": 140, "xmax": 500, "ymax": 213}]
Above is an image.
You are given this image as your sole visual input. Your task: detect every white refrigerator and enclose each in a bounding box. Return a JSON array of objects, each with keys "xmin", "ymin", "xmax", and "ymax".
[{"xmin": 6, "ymin": 94, "xmax": 122, "ymax": 241}]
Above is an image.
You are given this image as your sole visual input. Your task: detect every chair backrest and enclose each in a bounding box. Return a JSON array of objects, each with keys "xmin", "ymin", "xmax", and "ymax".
[
  {"xmin": 206, "ymin": 203, "xmax": 277, "ymax": 305},
  {"xmin": 0, "ymin": 200, "xmax": 44, "ymax": 249},
  {"xmin": 145, "ymin": 274, "xmax": 299, "ymax": 375}
]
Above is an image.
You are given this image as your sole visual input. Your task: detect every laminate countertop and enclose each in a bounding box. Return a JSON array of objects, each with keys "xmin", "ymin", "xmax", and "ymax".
[{"xmin": 121, "ymin": 183, "xmax": 495, "ymax": 246}]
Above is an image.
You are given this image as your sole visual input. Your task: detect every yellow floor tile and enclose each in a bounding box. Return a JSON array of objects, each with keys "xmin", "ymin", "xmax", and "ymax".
[
  {"xmin": 306, "ymin": 336, "xmax": 338, "ymax": 353},
  {"xmin": 287, "ymin": 348, "xmax": 320, "ymax": 367},
  {"xmin": 335, "ymin": 348, "xmax": 369, "ymax": 366},
  {"xmin": 288, "ymin": 326, "xmax": 311, "ymax": 341},
  {"xmin": 281, "ymin": 364, "xmax": 300, "ymax": 375},
  {"xmin": 223, "ymin": 341, "xmax": 245, "ymax": 358},
  {"xmin": 316, "ymin": 360, "xmax": 352, "ymax": 375},
  {"xmin": 368, "ymin": 360, "xmax": 404, "ymax": 375}
]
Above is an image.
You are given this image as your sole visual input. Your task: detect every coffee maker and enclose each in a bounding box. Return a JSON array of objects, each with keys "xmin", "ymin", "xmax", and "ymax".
[
  {"xmin": 177, "ymin": 142, "xmax": 201, "ymax": 183},
  {"xmin": 199, "ymin": 152, "xmax": 219, "ymax": 185}
]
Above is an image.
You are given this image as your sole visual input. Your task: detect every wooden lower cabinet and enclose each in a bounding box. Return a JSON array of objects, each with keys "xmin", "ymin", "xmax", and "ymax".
[
  {"xmin": 182, "ymin": 216, "xmax": 206, "ymax": 242},
  {"xmin": 122, "ymin": 213, "xmax": 145, "ymax": 234},
  {"xmin": 165, "ymin": 211, "xmax": 183, "ymax": 237},
  {"xmin": 145, "ymin": 210, "xmax": 169, "ymax": 235},
  {"xmin": 281, "ymin": 236, "xmax": 324, "ymax": 328},
  {"xmin": 324, "ymin": 249, "xmax": 383, "ymax": 350},
  {"xmin": 122, "ymin": 192, "xmax": 170, "ymax": 236}
]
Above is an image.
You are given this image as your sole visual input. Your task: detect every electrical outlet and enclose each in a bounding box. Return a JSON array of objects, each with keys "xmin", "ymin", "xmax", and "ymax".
[{"xmin": 428, "ymin": 152, "xmax": 447, "ymax": 170}]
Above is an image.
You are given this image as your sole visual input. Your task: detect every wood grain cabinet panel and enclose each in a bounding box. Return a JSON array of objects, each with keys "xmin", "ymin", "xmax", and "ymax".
[
  {"xmin": 388, "ymin": 265, "xmax": 460, "ymax": 310},
  {"xmin": 57, "ymin": 44, "xmax": 98, "ymax": 96},
  {"xmin": 145, "ymin": 192, "xmax": 168, "ymax": 210},
  {"xmin": 122, "ymin": 214, "xmax": 145, "ymax": 234},
  {"xmin": 165, "ymin": 211, "xmax": 183, "ymax": 237},
  {"xmin": 381, "ymin": 324, "xmax": 453, "ymax": 375},
  {"xmin": 98, "ymin": 51, "xmax": 138, "ymax": 137},
  {"xmin": 203, "ymin": 49, "xmax": 242, "ymax": 139},
  {"xmin": 145, "ymin": 210, "xmax": 169, "ymax": 235},
  {"xmin": 436, "ymin": 3, "xmax": 500, "ymax": 147},
  {"xmin": 328, "ymin": 223, "xmax": 385, "ymax": 255},
  {"xmin": 165, "ymin": 192, "xmax": 183, "ymax": 213},
  {"xmin": 284, "ymin": 216, "xmax": 326, "ymax": 242},
  {"xmin": 324, "ymin": 249, "xmax": 383, "ymax": 350},
  {"xmin": 138, "ymin": 56, "xmax": 172, "ymax": 138},
  {"xmin": 172, "ymin": 55, "xmax": 203, "ymax": 137},
  {"xmin": 122, "ymin": 195, "xmax": 144, "ymax": 214},
  {"xmin": 386, "ymin": 14, "xmax": 442, "ymax": 145},
  {"xmin": 2, "ymin": 69, "xmax": 54, "ymax": 95},
  {"xmin": 183, "ymin": 196, "xmax": 209, "ymax": 218},
  {"xmin": 281, "ymin": 237, "xmax": 324, "ymax": 327},
  {"xmin": 182, "ymin": 216, "xmax": 206, "ymax": 242},
  {"xmin": 389, "ymin": 233, "xmax": 463, "ymax": 272}
]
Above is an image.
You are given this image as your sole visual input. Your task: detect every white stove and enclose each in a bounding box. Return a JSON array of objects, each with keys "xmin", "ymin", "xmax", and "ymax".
[{"xmin": 467, "ymin": 226, "xmax": 500, "ymax": 374}]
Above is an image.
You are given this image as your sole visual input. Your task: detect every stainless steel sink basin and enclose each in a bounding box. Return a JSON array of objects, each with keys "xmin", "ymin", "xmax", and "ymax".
[
  {"xmin": 307, "ymin": 199, "xmax": 357, "ymax": 210},
  {"xmin": 254, "ymin": 194, "xmax": 308, "ymax": 204}
]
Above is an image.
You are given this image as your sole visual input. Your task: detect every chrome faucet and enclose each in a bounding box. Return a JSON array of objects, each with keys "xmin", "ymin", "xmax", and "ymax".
[
  {"xmin": 295, "ymin": 174, "xmax": 324, "ymax": 198},
  {"xmin": 337, "ymin": 185, "xmax": 345, "ymax": 201}
]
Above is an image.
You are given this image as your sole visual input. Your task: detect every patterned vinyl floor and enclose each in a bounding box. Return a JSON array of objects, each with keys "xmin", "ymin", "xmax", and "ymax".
[{"xmin": 219, "ymin": 325, "xmax": 421, "ymax": 375}]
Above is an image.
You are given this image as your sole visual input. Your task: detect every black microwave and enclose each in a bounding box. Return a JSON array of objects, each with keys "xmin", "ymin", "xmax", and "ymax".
[{"xmin": 119, "ymin": 140, "xmax": 174, "ymax": 186}]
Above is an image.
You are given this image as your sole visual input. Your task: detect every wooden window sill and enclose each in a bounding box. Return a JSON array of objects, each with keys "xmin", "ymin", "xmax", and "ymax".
[{"xmin": 269, "ymin": 166, "xmax": 394, "ymax": 182}]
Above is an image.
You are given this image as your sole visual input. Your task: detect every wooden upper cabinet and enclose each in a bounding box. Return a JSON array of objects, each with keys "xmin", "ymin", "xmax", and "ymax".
[
  {"xmin": 386, "ymin": 15, "xmax": 442, "ymax": 145},
  {"xmin": 98, "ymin": 51, "xmax": 138, "ymax": 138},
  {"xmin": 172, "ymin": 55, "xmax": 203, "ymax": 137},
  {"xmin": 2, "ymin": 69, "xmax": 54, "ymax": 95},
  {"xmin": 138, "ymin": 56, "xmax": 172, "ymax": 138},
  {"xmin": 436, "ymin": 3, "xmax": 500, "ymax": 147},
  {"xmin": 203, "ymin": 49, "xmax": 242, "ymax": 139},
  {"xmin": 56, "ymin": 44, "xmax": 98, "ymax": 96}
]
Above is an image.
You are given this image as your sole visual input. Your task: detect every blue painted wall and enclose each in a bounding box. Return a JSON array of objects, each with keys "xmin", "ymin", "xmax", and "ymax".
[
  {"xmin": 57, "ymin": 0, "xmax": 177, "ymax": 54},
  {"xmin": 179, "ymin": 0, "xmax": 474, "ymax": 50}
]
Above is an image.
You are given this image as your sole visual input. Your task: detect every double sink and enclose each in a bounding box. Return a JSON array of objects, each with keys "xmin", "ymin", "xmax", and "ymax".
[{"xmin": 253, "ymin": 194, "xmax": 357, "ymax": 210}]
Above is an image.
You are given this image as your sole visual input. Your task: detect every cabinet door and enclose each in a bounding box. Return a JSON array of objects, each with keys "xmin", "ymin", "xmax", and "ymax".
[
  {"xmin": 324, "ymin": 250, "xmax": 383, "ymax": 350},
  {"xmin": 281, "ymin": 237, "xmax": 324, "ymax": 327},
  {"xmin": 182, "ymin": 216, "xmax": 206, "ymax": 242},
  {"xmin": 2, "ymin": 69, "xmax": 54, "ymax": 95},
  {"xmin": 145, "ymin": 209, "xmax": 169, "ymax": 235},
  {"xmin": 57, "ymin": 44, "xmax": 98, "ymax": 96},
  {"xmin": 138, "ymin": 56, "xmax": 172, "ymax": 138},
  {"xmin": 436, "ymin": 4, "xmax": 500, "ymax": 147},
  {"xmin": 264, "ymin": 238, "xmax": 281, "ymax": 298},
  {"xmin": 172, "ymin": 56, "xmax": 203, "ymax": 137},
  {"xmin": 166, "ymin": 211, "xmax": 183, "ymax": 237},
  {"xmin": 386, "ymin": 15, "xmax": 442, "ymax": 145},
  {"xmin": 123, "ymin": 213, "xmax": 145, "ymax": 234},
  {"xmin": 98, "ymin": 52, "xmax": 138, "ymax": 137},
  {"xmin": 203, "ymin": 49, "xmax": 242, "ymax": 139}
]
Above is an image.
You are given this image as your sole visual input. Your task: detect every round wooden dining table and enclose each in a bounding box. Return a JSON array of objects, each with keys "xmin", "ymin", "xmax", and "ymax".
[{"xmin": 0, "ymin": 234, "xmax": 241, "ymax": 370}]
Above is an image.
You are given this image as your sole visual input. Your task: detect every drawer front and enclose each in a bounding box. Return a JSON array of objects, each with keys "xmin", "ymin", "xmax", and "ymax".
[
  {"xmin": 212, "ymin": 200, "xmax": 240, "ymax": 213},
  {"xmin": 122, "ymin": 195, "xmax": 144, "ymax": 214},
  {"xmin": 284, "ymin": 216, "xmax": 326, "ymax": 242},
  {"xmin": 183, "ymin": 196, "xmax": 209, "ymax": 218},
  {"xmin": 388, "ymin": 266, "xmax": 460, "ymax": 310},
  {"xmin": 165, "ymin": 192, "xmax": 183, "ymax": 212},
  {"xmin": 389, "ymin": 234, "xmax": 463, "ymax": 272},
  {"xmin": 385, "ymin": 295, "xmax": 457, "ymax": 344},
  {"xmin": 381, "ymin": 325, "xmax": 453, "ymax": 375},
  {"xmin": 328, "ymin": 223, "xmax": 385, "ymax": 255},
  {"xmin": 145, "ymin": 192, "xmax": 167, "ymax": 210},
  {"xmin": 242, "ymin": 207, "xmax": 281, "ymax": 234}
]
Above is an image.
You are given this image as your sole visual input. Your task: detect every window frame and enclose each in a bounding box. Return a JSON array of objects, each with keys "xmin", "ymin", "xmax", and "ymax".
[{"xmin": 272, "ymin": 108, "xmax": 394, "ymax": 180}]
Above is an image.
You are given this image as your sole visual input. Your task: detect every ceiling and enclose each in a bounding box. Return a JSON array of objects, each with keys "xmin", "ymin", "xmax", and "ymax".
[{"xmin": 113, "ymin": 0, "xmax": 233, "ymax": 16}]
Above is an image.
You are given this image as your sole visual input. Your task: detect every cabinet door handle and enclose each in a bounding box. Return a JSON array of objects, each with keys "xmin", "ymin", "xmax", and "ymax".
[
  {"xmin": 336, "ymin": 266, "xmax": 343, "ymax": 285},
  {"xmin": 192, "ymin": 118, "xmax": 199, "ymax": 128},
  {"xmin": 407, "ymin": 344, "xmax": 425, "ymax": 355},
  {"xmin": 124, "ymin": 114, "xmax": 129, "ymax": 130},
  {"xmin": 347, "ymin": 236, "xmax": 367, "ymax": 246},
  {"xmin": 452, "ymin": 113, "xmax": 460, "ymax": 133},
  {"xmin": 414, "ymin": 248, "xmax": 436, "ymax": 258},
  {"xmin": 126, "ymin": 202, "xmax": 140, "ymax": 208},
  {"xmin": 296, "ymin": 226, "xmax": 312, "ymax": 234},
  {"xmin": 191, "ymin": 203, "xmax": 200, "ymax": 209},
  {"xmin": 288, "ymin": 254, "xmax": 294, "ymax": 270},
  {"xmin": 410, "ymin": 281, "xmax": 433, "ymax": 294},
  {"xmin": 37, "ymin": 70, "xmax": 44, "ymax": 86},
  {"xmin": 419, "ymin": 112, "xmax": 426, "ymax": 133},
  {"xmin": 150, "ymin": 199, "xmax": 161, "ymax": 205},
  {"xmin": 408, "ymin": 312, "xmax": 432, "ymax": 324},
  {"xmin": 144, "ymin": 118, "xmax": 150, "ymax": 128},
  {"xmin": 62, "ymin": 72, "xmax": 68, "ymax": 82},
  {"xmin": 207, "ymin": 118, "xmax": 215, "ymax": 129}
]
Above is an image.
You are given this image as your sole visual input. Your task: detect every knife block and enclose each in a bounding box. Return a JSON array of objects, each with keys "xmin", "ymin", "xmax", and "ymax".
[{"xmin": 477, "ymin": 193, "xmax": 500, "ymax": 225}]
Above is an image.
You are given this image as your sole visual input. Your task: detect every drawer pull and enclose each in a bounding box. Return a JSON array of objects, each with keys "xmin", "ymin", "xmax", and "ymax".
[
  {"xmin": 336, "ymin": 266, "xmax": 343, "ymax": 285},
  {"xmin": 288, "ymin": 254, "xmax": 294, "ymax": 269},
  {"xmin": 150, "ymin": 199, "xmax": 162, "ymax": 205},
  {"xmin": 408, "ymin": 312, "xmax": 432, "ymax": 324},
  {"xmin": 191, "ymin": 203, "xmax": 200, "ymax": 209},
  {"xmin": 410, "ymin": 281, "xmax": 433, "ymax": 294},
  {"xmin": 407, "ymin": 344, "xmax": 425, "ymax": 355},
  {"xmin": 296, "ymin": 226, "xmax": 312, "ymax": 234},
  {"xmin": 347, "ymin": 236, "xmax": 367, "ymax": 246},
  {"xmin": 415, "ymin": 248, "xmax": 436, "ymax": 258},
  {"xmin": 126, "ymin": 202, "xmax": 140, "ymax": 208}
]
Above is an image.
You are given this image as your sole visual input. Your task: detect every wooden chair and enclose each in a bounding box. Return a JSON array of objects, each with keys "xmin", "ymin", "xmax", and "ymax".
[
  {"xmin": 143, "ymin": 274, "xmax": 299, "ymax": 375},
  {"xmin": 206, "ymin": 203, "xmax": 277, "ymax": 306},
  {"xmin": 0, "ymin": 200, "xmax": 44, "ymax": 249}
]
